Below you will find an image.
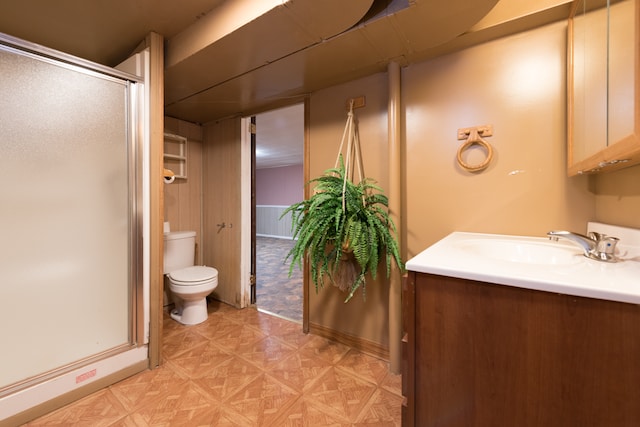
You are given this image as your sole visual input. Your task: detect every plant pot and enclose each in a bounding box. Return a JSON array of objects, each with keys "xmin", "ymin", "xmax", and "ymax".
[{"xmin": 333, "ymin": 252, "xmax": 359, "ymax": 292}]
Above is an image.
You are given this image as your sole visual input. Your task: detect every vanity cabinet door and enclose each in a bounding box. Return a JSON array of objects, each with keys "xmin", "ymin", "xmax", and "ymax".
[
  {"xmin": 568, "ymin": 0, "xmax": 640, "ymax": 175},
  {"xmin": 404, "ymin": 271, "xmax": 640, "ymax": 426}
]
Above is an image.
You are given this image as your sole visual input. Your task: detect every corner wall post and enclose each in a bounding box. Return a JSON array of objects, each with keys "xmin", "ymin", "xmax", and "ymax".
[{"xmin": 388, "ymin": 61, "xmax": 402, "ymax": 374}]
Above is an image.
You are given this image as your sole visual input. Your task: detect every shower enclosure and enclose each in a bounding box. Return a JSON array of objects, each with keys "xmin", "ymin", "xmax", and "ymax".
[{"xmin": 0, "ymin": 34, "xmax": 147, "ymax": 421}]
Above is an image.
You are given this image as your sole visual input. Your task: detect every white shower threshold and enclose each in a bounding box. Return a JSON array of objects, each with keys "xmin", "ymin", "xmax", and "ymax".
[{"xmin": 0, "ymin": 346, "xmax": 148, "ymax": 422}]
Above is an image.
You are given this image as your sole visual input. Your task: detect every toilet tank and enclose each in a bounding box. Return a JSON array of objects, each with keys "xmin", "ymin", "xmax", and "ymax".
[{"xmin": 163, "ymin": 231, "xmax": 196, "ymax": 274}]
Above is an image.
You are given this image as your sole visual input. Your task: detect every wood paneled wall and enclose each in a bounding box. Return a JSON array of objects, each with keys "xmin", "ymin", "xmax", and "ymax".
[
  {"xmin": 164, "ymin": 117, "xmax": 204, "ymax": 264},
  {"xmin": 256, "ymin": 206, "xmax": 293, "ymax": 238}
]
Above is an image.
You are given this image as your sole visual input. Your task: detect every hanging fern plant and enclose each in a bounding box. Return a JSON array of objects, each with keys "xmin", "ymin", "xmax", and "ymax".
[{"xmin": 282, "ymin": 155, "xmax": 404, "ymax": 302}]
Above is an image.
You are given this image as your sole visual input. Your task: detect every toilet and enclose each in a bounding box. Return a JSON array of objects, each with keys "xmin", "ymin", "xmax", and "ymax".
[{"xmin": 163, "ymin": 230, "xmax": 218, "ymax": 325}]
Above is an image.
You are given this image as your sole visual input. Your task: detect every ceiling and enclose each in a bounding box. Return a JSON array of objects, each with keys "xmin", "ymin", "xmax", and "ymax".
[
  {"xmin": 255, "ymin": 103, "xmax": 304, "ymax": 169},
  {"xmin": 0, "ymin": 0, "xmax": 504, "ymax": 123},
  {"xmin": 0, "ymin": 0, "xmax": 227, "ymax": 66},
  {"xmin": 0, "ymin": 0, "xmax": 572, "ymax": 168},
  {"xmin": 163, "ymin": 0, "xmax": 501, "ymax": 122}
]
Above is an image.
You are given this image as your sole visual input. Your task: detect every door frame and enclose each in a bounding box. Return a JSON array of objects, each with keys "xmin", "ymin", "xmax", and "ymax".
[
  {"xmin": 240, "ymin": 99, "xmax": 309, "ymax": 331},
  {"xmin": 240, "ymin": 117, "xmax": 253, "ymax": 309}
]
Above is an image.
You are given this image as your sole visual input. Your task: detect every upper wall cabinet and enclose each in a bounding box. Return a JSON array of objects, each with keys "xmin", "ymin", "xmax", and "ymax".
[{"xmin": 568, "ymin": 0, "xmax": 640, "ymax": 175}]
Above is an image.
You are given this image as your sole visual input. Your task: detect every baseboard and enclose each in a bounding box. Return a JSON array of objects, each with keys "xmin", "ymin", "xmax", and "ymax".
[
  {"xmin": 256, "ymin": 233, "xmax": 293, "ymax": 240},
  {"xmin": 308, "ymin": 322, "xmax": 390, "ymax": 361}
]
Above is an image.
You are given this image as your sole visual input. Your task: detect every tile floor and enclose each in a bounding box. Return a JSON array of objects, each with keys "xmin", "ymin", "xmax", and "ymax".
[{"xmin": 26, "ymin": 300, "xmax": 402, "ymax": 426}]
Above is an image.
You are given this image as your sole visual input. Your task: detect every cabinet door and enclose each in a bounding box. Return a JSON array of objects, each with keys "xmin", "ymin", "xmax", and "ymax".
[
  {"xmin": 568, "ymin": 0, "xmax": 640, "ymax": 175},
  {"xmin": 401, "ymin": 273, "xmax": 415, "ymax": 426},
  {"xmin": 413, "ymin": 273, "xmax": 640, "ymax": 426}
]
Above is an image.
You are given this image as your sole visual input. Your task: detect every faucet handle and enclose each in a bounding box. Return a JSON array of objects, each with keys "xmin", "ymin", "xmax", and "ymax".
[
  {"xmin": 588, "ymin": 231, "xmax": 619, "ymax": 255},
  {"xmin": 595, "ymin": 236, "xmax": 619, "ymax": 255}
]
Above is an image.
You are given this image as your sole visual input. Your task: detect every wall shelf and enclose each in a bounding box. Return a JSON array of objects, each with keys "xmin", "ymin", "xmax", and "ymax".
[{"xmin": 163, "ymin": 132, "xmax": 187, "ymax": 179}]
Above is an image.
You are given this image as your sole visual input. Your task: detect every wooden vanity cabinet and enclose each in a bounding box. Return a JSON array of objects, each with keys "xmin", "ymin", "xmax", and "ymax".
[{"xmin": 402, "ymin": 271, "xmax": 640, "ymax": 427}]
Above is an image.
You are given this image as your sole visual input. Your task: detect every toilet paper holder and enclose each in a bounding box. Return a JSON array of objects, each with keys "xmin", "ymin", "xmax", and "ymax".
[{"xmin": 163, "ymin": 168, "xmax": 176, "ymax": 184}]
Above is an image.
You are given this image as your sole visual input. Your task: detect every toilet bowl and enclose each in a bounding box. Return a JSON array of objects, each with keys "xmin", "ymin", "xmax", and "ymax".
[
  {"xmin": 168, "ymin": 265, "xmax": 218, "ymax": 325},
  {"xmin": 164, "ymin": 230, "xmax": 218, "ymax": 325}
]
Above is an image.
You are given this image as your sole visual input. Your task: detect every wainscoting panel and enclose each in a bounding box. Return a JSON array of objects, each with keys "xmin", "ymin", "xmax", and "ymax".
[{"xmin": 257, "ymin": 205, "xmax": 293, "ymax": 239}]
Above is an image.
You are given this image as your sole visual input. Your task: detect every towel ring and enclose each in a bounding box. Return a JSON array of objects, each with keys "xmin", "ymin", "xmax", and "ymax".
[{"xmin": 456, "ymin": 129, "xmax": 493, "ymax": 172}]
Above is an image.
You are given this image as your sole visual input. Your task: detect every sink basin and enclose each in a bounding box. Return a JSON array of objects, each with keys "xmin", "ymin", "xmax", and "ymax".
[
  {"xmin": 454, "ymin": 237, "xmax": 582, "ymax": 265},
  {"xmin": 405, "ymin": 229, "xmax": 640, "ymax": 305}
]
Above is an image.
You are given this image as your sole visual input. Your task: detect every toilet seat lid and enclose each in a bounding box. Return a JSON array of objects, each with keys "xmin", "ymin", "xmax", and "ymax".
[{"xmin": 169, "ymin": 266, "xmax": 218, "ymax": 283}]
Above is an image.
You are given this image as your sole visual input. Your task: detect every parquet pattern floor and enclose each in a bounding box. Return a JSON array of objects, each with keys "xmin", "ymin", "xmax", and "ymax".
[{"xmin": 26, "ymin": 301, "xmax": 402, "ymax": 426}]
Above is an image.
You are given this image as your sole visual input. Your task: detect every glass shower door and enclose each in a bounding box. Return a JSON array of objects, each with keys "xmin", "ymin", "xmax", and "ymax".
[{"xmin": 0, "ymin": 41, "xmax": 141, "ymax": 394}]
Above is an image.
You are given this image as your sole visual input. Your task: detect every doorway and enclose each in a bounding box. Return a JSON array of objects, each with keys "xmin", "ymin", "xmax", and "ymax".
[{"xmin": 252, "ymin": 103, "xmax": 304, "ymax": 322}]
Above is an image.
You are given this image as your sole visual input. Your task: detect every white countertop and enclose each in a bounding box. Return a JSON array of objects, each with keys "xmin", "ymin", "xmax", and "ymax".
[{"xmin": 406, "ymin": 229, "xmax": 640, "ymax": 305}]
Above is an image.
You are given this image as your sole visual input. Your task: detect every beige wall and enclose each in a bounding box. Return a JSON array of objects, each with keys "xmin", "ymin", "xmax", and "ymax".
[
  {"xmin": 308, "ymin": 72, "xmax": 392, "ymax": 354},
  {"xmin": 163, "ymin": 117, "xmax": 204, "ymax": 264},
  {"xmin": 307, "ymin": 20, "xmax": 603, "ymax": 354},
  {"xmin": 594, "ymin": 165, "xmax": 640, "ymax": 228},
  {"xmin": 404, "ymin": 20, "xmax": 595, "ymax": 257}
]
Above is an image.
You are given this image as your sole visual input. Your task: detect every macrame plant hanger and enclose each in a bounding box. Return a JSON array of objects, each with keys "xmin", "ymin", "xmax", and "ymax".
[
  {"xmin": 331, "ymin": 100, "xmax": 366, "ymax": 291},
  {"xmin": 334, "ymin": 100, "xmax": 366, "ymax": 210}
]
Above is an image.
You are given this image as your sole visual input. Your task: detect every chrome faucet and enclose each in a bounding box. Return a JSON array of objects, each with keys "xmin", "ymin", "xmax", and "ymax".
[{"xmin": 547, "ymin": 230, "xmax": 619, "ymax": 262}]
